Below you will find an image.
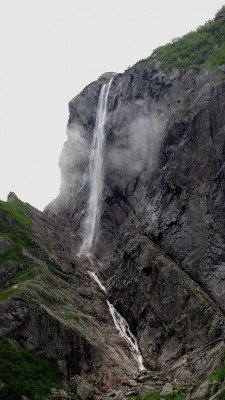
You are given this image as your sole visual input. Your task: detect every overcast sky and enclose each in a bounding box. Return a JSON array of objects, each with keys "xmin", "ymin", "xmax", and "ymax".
[{"xmin": 0, "ymin": 0, "xmax": 224, "ymax": 210}]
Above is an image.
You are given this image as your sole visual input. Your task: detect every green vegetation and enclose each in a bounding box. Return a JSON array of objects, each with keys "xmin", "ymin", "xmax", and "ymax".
[
  {"xmin": 210, "ymin": 350, "xmax": 225, "ymax": 382},
  {"xmin": 147, "ymin": 6, "xmax": 225, "ymax": 71},
  {"xmin": 0, "ymin": 198, "xmax": 31, "ymax": 228},
  {"xmin": 0, "ymin": 199, "xmax": 36, "ymax": 251},
  {"xmin": 0, "ymin": 199, "xmax": 38, "ymax": 262},
  {"xmin": 211, "ymin": 366, "xmax": 225, "ymax": 382},
  {"xmin": 0, "ymin": 335, "xmax": 62, "ymax": 400},
  {"xmin": 134, "ymin": 393, "xmax": 186, "ymax": 400},
  {"xmin": 99, "ymin": 74, "xmax": 112, "ymax": 82},
  {"xmin": 39, "ymin": 295, "xmax": 63, "ymax": 308},
  {"xmin": 0, "ymin": 198, "xmax": 74, "ymax": 310},
  {"xmin": 0, "ymin": 287, "xmax": 17, "ymax": 302},
  {"xmin": 135, "ymin": 393, "xmax": 160, "ymax": 400},
  {"xmin": 0, "ymin": 199, "xmax": 40, "ymax": 288}
]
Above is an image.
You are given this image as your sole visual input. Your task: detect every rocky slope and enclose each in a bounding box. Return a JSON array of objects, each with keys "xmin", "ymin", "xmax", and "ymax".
[
  {"xmin": 1, "ymin": 194, "xmax": 225, "ymax": 400},
  {"xmin": 2, "ymin": 6, "xmax": 225, "ymax": 400},
  {"xmin": 0, "ymin": 194, "xmax": 144, "ymax": 398}
]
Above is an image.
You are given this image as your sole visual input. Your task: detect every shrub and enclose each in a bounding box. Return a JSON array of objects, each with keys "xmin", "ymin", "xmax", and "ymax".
[
  {"xmin": 0, "ymin": 335, "xmax": 62, "ymax": 399},
  {"xmin": 147, "ymin": 6, "xmax": 225, "ymax": 71}
]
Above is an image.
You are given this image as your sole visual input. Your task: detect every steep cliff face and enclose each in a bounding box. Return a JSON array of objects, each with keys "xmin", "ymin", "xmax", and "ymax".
[
  {"xmin": 47, "ymin": 64, "xmax": 225, "ymax": 279},
  {"xmin": 45, "ymin": 9, "xmax": 225, "ymax": 389},
  {"xmin": 48, "ymin": 54, "xmax": 225, "ymax": 306},
  {"xmin": 49, "ymin": 61, "xmax": 225, "ymax": 308},
  {"xmin": 2, "ymin": 7, "xmax": 225, "ymax": 400}
]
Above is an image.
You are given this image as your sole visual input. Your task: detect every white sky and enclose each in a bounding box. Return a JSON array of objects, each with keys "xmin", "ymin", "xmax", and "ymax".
[{"xmin": 0, "ymin": 0, "xmax": 224, "ymax": 210}]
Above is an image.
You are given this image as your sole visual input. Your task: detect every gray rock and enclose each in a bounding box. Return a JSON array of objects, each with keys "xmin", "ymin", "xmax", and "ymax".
[
  {"xmin": 218, "ymin": 65, "xmax": 225, "ymax": 73},
  {"xmin": 99, "ymin": 72, "xmax": 118, "ymax": 81},
  {"xmin": 137, "ymin": 374, "xmax": 152, "ymax": 383},
  {"xmin": 7, "ymin": 192, "xmax": 18, "ymax": 203},
  {"xmin": 126, "ymin": 380, "xmax": 138, "ymax": 387},
  {"xmin": 125, "ymin": 390, "xmax": 139, "ymax": 397},
  {"xmin": 160, "ymin": 383, "xmax": 174, "ymax": 397},
  {"xmin": 50, "ymin": 389, "xmax": 72, "ymax": 399},
  {"xmin": 0, "ymin": 236, "xmax": 11, "ymax": 254}
]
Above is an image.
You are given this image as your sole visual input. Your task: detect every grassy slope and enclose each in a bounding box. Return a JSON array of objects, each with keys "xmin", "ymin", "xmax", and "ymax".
[
  {"xmin": 0, "ymin": 200, "xmax": 63, "ymax": 399},
  {"xmin": 144, "ymin": 6, "xmax": 225, "ymax": 71},
  {"xmin": 0, "ymin": 198, "xmax": 38, "ymax": 292},
  {"xmin": 0, "ymin": 198, "xmax": 100, "ymax": 339},
  {"xmin": 0, "ymin": 197, "xmax": 121, "ymax": 398}
]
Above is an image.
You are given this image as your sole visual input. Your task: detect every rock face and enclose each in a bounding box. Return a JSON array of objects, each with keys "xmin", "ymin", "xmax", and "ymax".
[
  {"xmin": 3, "ymin": 10, "xmax": 225, "ymax": 399},
  {"xmin": 0, "ymin": 196, "xmax": 142, "ymax": 397},
  {"xmin": 48, "ymin": 63, "xmax": 225, "ymax": 306},
  {"xmin": 45, "ymin": 58, "xmax": 225, "ymax": 375}
]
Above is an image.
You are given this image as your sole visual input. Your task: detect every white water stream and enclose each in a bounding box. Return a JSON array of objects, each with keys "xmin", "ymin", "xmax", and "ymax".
[
  {"xmin": 80, "ymin": 79, "xmax": 113, "ymax": 255},
  {"xmin": 79, "ymin": 78, "xmax": 145, "ymax": 371},
  {"xmin": 89, "ymin": 271, "xmax": 145, "ymax": 371}
]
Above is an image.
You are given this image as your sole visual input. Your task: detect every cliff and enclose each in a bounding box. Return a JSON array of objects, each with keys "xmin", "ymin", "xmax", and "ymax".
[
  {"xmin": 46, "ymin": 4, "xmax": 225, "ymax": 373},
  {"xmin": 1, "ymin": 6, "xmax": 225, "ymax": 400}
]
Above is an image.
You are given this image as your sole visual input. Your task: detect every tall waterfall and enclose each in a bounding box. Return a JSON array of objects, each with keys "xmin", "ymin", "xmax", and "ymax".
[
  {"xmin": 80, "ymin": 79, "xmax": 113, "ymax": 255},
  {"xmin": 79, "ymin": 78, "xmax": 145, "ymax": 372}
]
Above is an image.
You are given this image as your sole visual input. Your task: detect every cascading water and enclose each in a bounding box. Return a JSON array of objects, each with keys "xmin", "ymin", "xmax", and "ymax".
[
  {"xmin": 79, "ymin": 79, "xmax": 113, "ymax": 255},
  {"xmin": 79, "ymin": 78, "xmax": 145, "ymax": 372},
  {"xmin": 89, "ymin": 271, "xmax": 145, "ymax": 371}
]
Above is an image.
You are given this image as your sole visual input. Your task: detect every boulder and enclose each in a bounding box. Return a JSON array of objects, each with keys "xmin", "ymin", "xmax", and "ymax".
[{"xmin": 160, "ymin": 383, "xmax": 174, "ymax": 397}]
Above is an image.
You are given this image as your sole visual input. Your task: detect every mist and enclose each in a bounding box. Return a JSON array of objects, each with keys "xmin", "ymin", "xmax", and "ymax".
[
  {"xmin": 106, "ymin": 115, "xmax": 166, "ymax": 179},
  {"xmin": 59, "ymin": 122, "xmax": 90, "ymax": 199}
]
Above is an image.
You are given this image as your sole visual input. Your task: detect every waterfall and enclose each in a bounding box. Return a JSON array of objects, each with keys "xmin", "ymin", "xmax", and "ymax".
[
  {"xmin": 79, "ymin": 78, "xmax": 145, "ymax": 372},
  {"xmin": 80, "ymin": 79, "xmax": 113, "ymax": 255},
  {"xmin": 89, "ymin": 271, "xmax": 146, "ymax": 372}
]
